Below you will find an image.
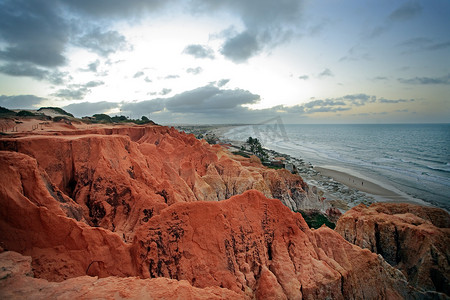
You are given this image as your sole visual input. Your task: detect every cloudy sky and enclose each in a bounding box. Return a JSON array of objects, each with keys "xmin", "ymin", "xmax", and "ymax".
[{"xmin": 0, "ymin": 0, "xmax": 449, "ymax": 124}]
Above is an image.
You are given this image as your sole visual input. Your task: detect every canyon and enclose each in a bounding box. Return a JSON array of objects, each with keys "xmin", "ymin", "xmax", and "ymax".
[{"xmin": 0, "ymin": 121, "xmax": 448, "ymax": 299}]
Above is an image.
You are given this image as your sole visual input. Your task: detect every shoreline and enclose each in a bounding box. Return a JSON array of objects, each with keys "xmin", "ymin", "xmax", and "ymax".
[
  {"xmin": 178, "ymin": 125, "xmax": 438, "ymax": 211},
  {"xmin": 313, "ymin": 166, "xmax": 430, "ymax": 206}
]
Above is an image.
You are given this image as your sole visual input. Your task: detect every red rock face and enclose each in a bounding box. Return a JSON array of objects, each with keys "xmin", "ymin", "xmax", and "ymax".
[
  {"xmin": 336, "ymin": 203, "xmax": 450, "ymax": 296},
  {"xmin": 0, "ymin": 124, "xmax": 435, "ymax": 298},
  {"xmin": 0, "ymin": 251, "xmax": 241, "ymax": 299}
]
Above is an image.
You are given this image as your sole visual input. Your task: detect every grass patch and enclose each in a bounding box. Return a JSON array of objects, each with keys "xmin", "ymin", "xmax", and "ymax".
[{"xmin": 232, "ymin": 151, "xmax": 251, "ymax": 158}]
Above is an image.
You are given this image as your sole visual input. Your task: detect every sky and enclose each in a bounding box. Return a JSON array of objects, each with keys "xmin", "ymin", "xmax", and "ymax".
[{"xmin": 0, "ymin": 0, "xmax": 449, "ymax": 124}]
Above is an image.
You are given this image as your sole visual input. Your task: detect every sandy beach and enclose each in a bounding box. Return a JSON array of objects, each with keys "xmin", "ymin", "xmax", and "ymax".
[{"xmin": 314, "ymin": 166, "xmax": 426, "ymax": 204}]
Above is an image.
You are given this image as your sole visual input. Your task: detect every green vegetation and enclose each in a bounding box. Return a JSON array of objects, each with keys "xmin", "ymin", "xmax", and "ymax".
[
  {"xmin": 0, "ymin": 106, "xmax": 16, "ymax": 116},
  {"xmin": 232, "ymin": 151, "xmax": 251, "ymax": 158},
  {"xmin": 53, "ymin": 116, "xmax": 70, "ymax": 122},
  {"xmin": 90, "ymin": 114, "xmax": 153, "ymax": 125},
  {"xmin": 297, "ymin": 210, "xmax": 336, "ymax": 229},
  {"xmin": 246, "ymin": 137, "xmax": 268, "ymax": 162},
  {"xmin": 38, "ymin": 107, "xmax": 74, "ymax": 117},
  {"xmin": 92, "ymin": 114, "xmax": 112, "ymax": 123},
  {"xmin": 16, "ymin": 110, "xmax": 36, "ymax": 117}
]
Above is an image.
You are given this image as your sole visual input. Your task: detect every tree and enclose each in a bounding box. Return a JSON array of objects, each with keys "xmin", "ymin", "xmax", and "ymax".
[{"xmin": 246, "ymin": 136, "xmax": 268, "ymax": 162}]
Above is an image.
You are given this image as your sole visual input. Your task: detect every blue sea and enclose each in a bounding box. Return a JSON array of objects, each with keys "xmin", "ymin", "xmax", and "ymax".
[{"xmin": 223, "ymin": 123, "xmax": 450, "ymax": 211}]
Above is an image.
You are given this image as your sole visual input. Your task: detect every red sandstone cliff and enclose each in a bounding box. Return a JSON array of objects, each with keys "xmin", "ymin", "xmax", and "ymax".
[
  {"xmin": 0, "ymin": 124, "xmax": 439, "ymax": 299},
  {"xmin": 336, "ymin": 203, "xmax": 450, "ymax": 296}
]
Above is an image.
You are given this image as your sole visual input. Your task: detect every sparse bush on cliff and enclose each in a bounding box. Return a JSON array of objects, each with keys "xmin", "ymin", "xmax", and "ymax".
[
  {"xmin": 0, "ymin": 106, "xmax": 15, "ymax": 115},
  {"xmin": 93, "ymin": 114, "xmax": 113, "ymax": 123},
  {"xmin": 297, "ymin": 209, "xmax": 336, "ymax": 229},
  {"xmin": 16, "ymin": 110, "xmax": 36, "ymax": 117},
  {"xmin": 246, "ymin": 136, "xmax": 268, "ymax": 162}
]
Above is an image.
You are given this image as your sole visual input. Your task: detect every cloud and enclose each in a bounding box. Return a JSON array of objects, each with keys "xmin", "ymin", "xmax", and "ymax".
[
  {"xmin": 303, "ymin": 99, "xmax": 345, "ymax": 109},
  {"xmin": 133, "ymin": 71, "xmax": 144, "ymax": 78},
  {"xmin": 373, "ymin": 76, "xmax": 388, "ymax": 81},
  {"xmin": 343, "ymin": 94, "xmax": 376, "ymax": 106},
  {"xmin": 52, "ymin": 81, "xmax": 105, "ymax": 100},
  {"xmin": 120, "ymin": 99, "xmax": 166, "ymax": 115},
  {"xmin": 193, "ymin": 0, "xmax": 303, "ymax": 62},
  {"xmin": 318, "ymin": 68, "xmax": 333, "ymax": 78},
  {"xmin": 339, "ymin": 45, "xmax": 371, "ymax": 61},
  {"xmin": 398, "ymin": 74, "xmax": 450, "ymax": 85},
  {"xmin": 165, "ymin": 84, "xmax": 260, "ymax": 113},
  {"xmin": 0, "ymin": 94, "xmax": 45, "ymax": 109},
  {"xmin": 398, "ymin": 37, "xmax": 450, "ymax": 54},
  {"xmin": 74, "ymin": 28, "xmax": 132, "ymax": 56},
  {"xmin": 389, "ymin": 2, "xmax": 422, "ymax": 21},
  {"xmin": 0, "ymin": 62, "xmax": 70, "ymax": 85},
  {"xmin": 378, "ymin": 98, "xmax": 414, "ymax": 104},
  {"xmin": 144, "ymin": 77, "xmax": 152, "ymax": 83},
  {"xmin": 63, "ymin": 101, "xmax": 119, "ymax": 117},
  {"xmin": 80, "ymin": 59, "xmax": 101, "ymax": 72},
  {"xmin": 0, "ymin": 0, "xmax": 68, "ymax": 67},
  {"xmin": 217, "ymin": 79, "xmax": 230, "ymax": 87},
  {"xmin": 160, "ymin": 88, "xmax": 172, "ymax": 95},
  {"xmin": 0, "ymin": 63, "xmax": 49, "ymax": 81},
  {"xmin": 63, "ymin": 0, "xmax": 170, "ymax": 18},
  {"xmin": 183, "ymin": 44, "xmax": 215, "ymax": 59},
  {"xmin": 85, "ymin": 80, "xmax": 105, "ymax": 88},
  {"xmin": 220, "ymin": 30, "xmax": 261, "ymax": 63},
  {"xmin": 365, "ymin": 1, "xmax": 423, "ymax": 39},
  {"xmin": 298, "ymin": 75, "xmax": 309, "ymax": 80},
  {"xmin": 186, "ymin": 67, "xmax": 203, "ymax": 75},
  {"xmin": 164, "ymin": 75, "xmax": 180, "ymax": 79}
]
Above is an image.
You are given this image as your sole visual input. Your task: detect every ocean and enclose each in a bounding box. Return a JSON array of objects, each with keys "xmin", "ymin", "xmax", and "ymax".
[{"xmin": 222, "ymin": 123, "xmax": 450, "ymax": 211}]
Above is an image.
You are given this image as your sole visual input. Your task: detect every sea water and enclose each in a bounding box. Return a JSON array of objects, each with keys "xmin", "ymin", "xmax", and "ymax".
[{"xmin": 223, "ymin": 123, "xmax": 450, "ymax": 211}]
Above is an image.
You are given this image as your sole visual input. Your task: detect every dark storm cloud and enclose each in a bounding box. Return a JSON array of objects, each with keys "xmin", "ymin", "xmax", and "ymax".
[
  {"xmin": 0, "ymin": 94, "xmax": 45, "ymax": 109},
  {"xmin": 183, "ymin": 45, "xmax": 215, "ymax": 59},
  {"xmin": 62, "ymin": 0, "xmax": 170, "ymax": 18},
  {"xmin": 63, "ymin": 101, "xmax": 119, "ymax": 117},
  {"xmin": 220, "ymin": 31, "xmax": 261, "ymax": 63},
  {"xmin": 388, "ymin": 1, "xmax": 422, "ymax": 21},
  {"xmin": 75, "ymin": 28, "xmax": 132, "ymax": 56},
  {"xmin": 0, "ymin": 63, "xmax": 70, "ymax": 85},
  {"xmin": 192, "ymin": 0, "xmax": 303, "ymax": 62},
  {"xmin": 398, "ymin": 74, "xmax": 450, "ymax": 85},
  {"xmin": 186, "ymin": 67, "xmax": 203, "ymax": 75},
  {"xmin": 0, "ymin": 63, "xmax": 49, "ymax": 81},
  {"xmin": 0, "ymin": 0, "xmax": 68, "ymax": 67}
]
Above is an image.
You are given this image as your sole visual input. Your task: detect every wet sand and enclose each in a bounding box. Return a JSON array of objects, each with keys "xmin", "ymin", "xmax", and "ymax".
[{"xmin": 314, "ymin": 166, "xmax": 420, "ymax": 203}]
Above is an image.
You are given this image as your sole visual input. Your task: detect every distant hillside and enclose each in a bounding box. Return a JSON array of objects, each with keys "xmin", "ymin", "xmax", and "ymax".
[
  {"xmin": 0, "ymin": 106, "xmax": 16, "ymax": 115},
  {"xmin": 38, "ymin": 107, "xmax": 74, "ymax": 117}
]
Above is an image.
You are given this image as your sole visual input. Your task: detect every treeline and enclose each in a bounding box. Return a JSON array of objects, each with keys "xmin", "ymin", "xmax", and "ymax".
[{"xmin": 89, "ymin": 114, "xmax": 153, "ymax": 125}]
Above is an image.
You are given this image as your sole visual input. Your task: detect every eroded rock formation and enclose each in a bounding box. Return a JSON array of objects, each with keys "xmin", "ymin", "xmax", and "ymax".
[
  {"xmin": 336, "ymin": 203, "xmax": 450, "ymax": 296},
  {"xmin": 0, "ymin": 124, "xmax": 442, "ymax": 299}
]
